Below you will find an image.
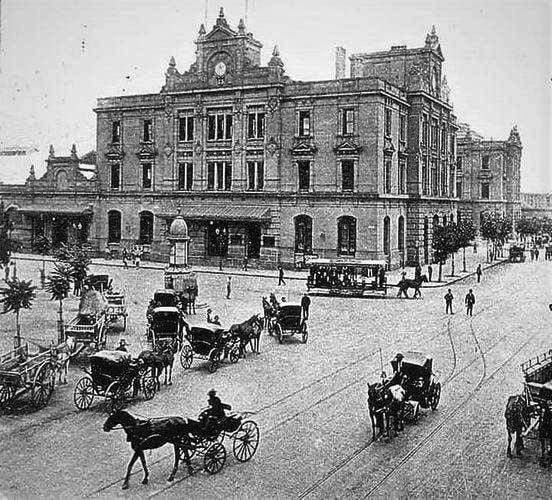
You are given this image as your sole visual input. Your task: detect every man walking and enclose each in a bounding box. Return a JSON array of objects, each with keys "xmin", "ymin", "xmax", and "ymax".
[
  {"xmin": 301, "ymin": 293, "xmax": 311, "ymax": 321},
  {"xmin": 427, "ymin": 264, "xmax": 433, "ymax": 282},
  {"xmin": 226, "ymin": 276, "xmax": 232, "ymax": 299},
  {"xmin": 444, "ymin": 289, "xmax": 454, "ymax": 314},
  {"xmin": 476, "ymin": 264, "xmax": 482, "ymax": 283},
  {"xmin": 415, "ymin": 263, "xmax": 422, "ymax": 281},
  {"xmin": 278, "ymin": 265, "xmax": 286, "ymax": 286},
  {"xmin": 465, "ymin": 289, "xmax": 476, "ymax": 316}
]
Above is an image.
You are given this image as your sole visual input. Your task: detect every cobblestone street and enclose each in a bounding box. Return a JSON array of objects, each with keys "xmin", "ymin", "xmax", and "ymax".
[{"xmin": 0, "ymin": 255, "xmax": 550, "ymax": 498}]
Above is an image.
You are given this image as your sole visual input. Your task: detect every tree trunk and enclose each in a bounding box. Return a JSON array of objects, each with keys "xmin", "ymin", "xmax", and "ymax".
[
  {"xmin": 14, "ymin": 310, "xmax": 21, "ymax": 349},
  {"xmin": 450, "ymin": 253, "xmax": 455, "ymax": 276},
  {"xmin": 40, "ymin": 258, "xmax": 46, "ymax": 288},
  {"xmin": 462, "ymin": 247, "xmax": 467, "ymax": 273},
  {"xmin": 58, "ymin": 299, "xmax": 65, "ymax": 343},
  {"xmin": 438, "ymin": 261, "xmax": 443, "ymax": 282}
]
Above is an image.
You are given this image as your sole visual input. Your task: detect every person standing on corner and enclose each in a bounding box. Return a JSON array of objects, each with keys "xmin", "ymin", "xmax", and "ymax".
[
  {"xmin": 278, "ymin": 265, "xmax": 286, "ymax": 286},
  {"xmin": 465, "ymin": 289, "xmax": 476, "ymax": 316},
  {"xmin": 444, "ymin": 289, "xmax": 454, "ymax": 314},
  {"xmin": 476, "ymin": 264, "xmax": 482, "ymax": 283},
  {"xmin": 301, "ymin": 293, "xmax": 311, "ymax": 321},
  {"xmin": 226, "ymin": 276, "xmax": 232, "ymax": 299}
]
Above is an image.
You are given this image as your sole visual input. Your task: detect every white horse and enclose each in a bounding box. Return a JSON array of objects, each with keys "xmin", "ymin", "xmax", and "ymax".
[{"xmin": 53, "ymin": 337, "xmax": 76, "ymax": 384}]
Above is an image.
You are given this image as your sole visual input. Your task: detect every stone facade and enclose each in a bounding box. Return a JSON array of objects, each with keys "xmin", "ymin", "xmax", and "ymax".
[{"xmin": 521, "ymin": 192, "xmax": 552, "ymax": 218}]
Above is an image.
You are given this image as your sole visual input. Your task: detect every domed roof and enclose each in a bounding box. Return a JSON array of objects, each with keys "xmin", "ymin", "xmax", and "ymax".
[{"xmin": 169, "ymin": 216, "xmax": 188, "ymax": 238}]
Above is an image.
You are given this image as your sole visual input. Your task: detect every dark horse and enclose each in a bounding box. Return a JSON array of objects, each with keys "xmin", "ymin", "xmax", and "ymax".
[
  {"xmin": 138, "ymin": 340, "xmax": 176, "ymax": 388},
  {"xmin": 505, "ymin": 394, "xmax": 529, "ymax": 457},
  {"xmin": 229, "ymin": 315, "xmax": 264, "ymax": 357},
  {"xmin": 367, "ymin": 382, "xmax": 405, "ymax": 440},
  {"xmin": 396, "ymin": 275, "xmax": 428, "ymax": 299},
  {"xmin": 103, "ymin": 410, "xmax": 202, "ymax": 490}
]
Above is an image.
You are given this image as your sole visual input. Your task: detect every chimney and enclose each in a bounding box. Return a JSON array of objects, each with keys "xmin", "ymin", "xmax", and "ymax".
[{"xmin": 335, "ymin": 46, "xmax": 346, "ymax": 79}]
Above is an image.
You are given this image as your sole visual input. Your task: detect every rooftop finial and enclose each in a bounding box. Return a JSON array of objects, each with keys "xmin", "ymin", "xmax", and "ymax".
[
  {"xmin": 273, "ymin": 45, "xmax": 280, "ymax": 57},
  {"xmin": 238, "ymin": 17, "xmax": 246, "ymax": 34},
  {"xmin": 198, "ymin": 23, "xmax": 206, "ymax": 35},
  {"xmin": 269, "ymin": 45, "xmax": 284, "ymax": 71},
  {"xmin": 431, "ymin": 25, "xmax": 436, "ymax": 35},
  {"xmin": 71, "ymin": 143, "xmax": 78, "ymax": 158},
  {"xmin": 216, "ymin": 6, "xmax": 229, "ymax": 28},
  {"xmin": 169, "ymin": 56, "xmax": 176, "ymax": 67},
  {"xmin": 28, "ymin": 164, "xmax": 36, "ymax": 180},
  {"xmin": 425, "ymin": 25, "xmax": 440, "ymax": 50},
  {"xmin": 49, "ymin": 145, "xmax": 55, "ymax": 158}
]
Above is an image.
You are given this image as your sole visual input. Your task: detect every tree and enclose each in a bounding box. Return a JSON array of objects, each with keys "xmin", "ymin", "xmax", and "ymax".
[
  {"xmin": 45, "ymin": 263, "xmax": 72, "ymax": 342},
  {"xmin": 432, "ymin": 225, "xmax": 450, "ymax": 282},
  {"xmin": 444, "ymin": 222, "xmax": 461, "ymax": 276},
  {"xmin": 33, "ymin": 236, "xmax": 51, "ymax": 288},
  {"xmin": 0, "ymin": 278, "xmax": 37, "ymax": 348},
  {"xmin": 457, "ymin": 219, "xmax": 476, "ymax": 272},
  {"xmin": 480, "ymin": 213, "xmax": 511, "ymax": 261},
  {"xmin": 55, "ymin": 243, "xmax": 91, "ymax": 294}
]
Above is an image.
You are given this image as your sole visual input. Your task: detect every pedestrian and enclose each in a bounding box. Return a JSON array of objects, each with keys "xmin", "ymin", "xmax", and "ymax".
[
  {"xmin": 428, "ymin": 264, "xmax": 433, "ymax": 282},
  {"xmin": 242, "ymin": 256, "xmax": 248, "ymax": 271},
  {"xmin": 473, "ymin": 242, "xmax": 477, "ymax": 253},
  {"xmin": 476, "ymin": 264, "xmax": 482, "ymax": 283},
  {"xmin": 206, "ymin": 308, "xmax": 213, "ymax": 323},
  {"xmin": 535, "ymin": 247, "xmax": 540, "ymax": 261},
  {"xmin": 465, "ymin": 289, "xmax": 476, "ymax": 316},
  {"xmin": 415, "ymin": 263, "xmax": 422, "ymax": 281},
  {"xmin": 444, "ymin": 289, "xmax": 454, "ymax": 314},
  {"xmin": 278, "ymin": 265, "xmax": 286, "ymax": 286},
  {"xmin": 530, "ymin": 248, "xmax": 535, "ymax": 261},
  {"xmin": 10, "ymin": 260, "xmax": 16, "ymax": 280},
  {"xmin": 116, "ymin": 339, "xmax": 128, "ymax": 352},
  {"xmin": 226, "ymin": 276, "xmax": 232, "ymax": 299},
  {"xmin": 212, "ymin": 315, "xmax": 221, "ymax": 326},
  {"xmin": 378, "ymin": 267, "xmax": 386, "ymax": 288},
  {"xmin": 122, "ymin": 248, "xmax": 129, "ymax": 268},
  {"xmin": 301, "ymin": 293, "xmax": 311, "ymax": 321}
]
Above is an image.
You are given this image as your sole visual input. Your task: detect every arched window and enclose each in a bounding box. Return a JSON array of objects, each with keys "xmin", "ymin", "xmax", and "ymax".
[
  {"xmin": 294, "ymin": 215, "xmax": 312, "ymax": 253},
  {"xmin": 337, "ymin": 216, "xmax": 356, "ymax": 256},
  {"xmin": 139, "ymin": 211, "xmax": 154, "ymax": 245},
  {"xmin": 107, "ymin": 210, "xmax": 121, "ymax": 243},
  {"xmin": 423, "ymin": 217, "xmax": 429, "ymax": 263},
  {"xmin": 383, "ymin": 216, "xmax": 391, "ymax": 256},
  {"xmin": 398, "ymin": 216, "xmax": 405, "ymax": 252}
]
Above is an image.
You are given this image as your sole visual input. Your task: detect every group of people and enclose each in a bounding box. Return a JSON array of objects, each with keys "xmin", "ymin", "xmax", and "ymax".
[
  {"xmin": 444, "ymin": 288, "xmax": 476, "ymax": 316},
  {"xmin": 308, "ymin": 265, "xmax": 387, "ymax": 290},
  {"xmin": 530, "ymin": 246, "xmax": 541, "ymax": 261},
  {"xmin": 206, "ymin": 308, "xmax": 222, "ymax": 326}
]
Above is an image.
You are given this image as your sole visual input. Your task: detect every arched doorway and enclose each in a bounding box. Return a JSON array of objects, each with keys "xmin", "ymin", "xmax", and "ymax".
[
  {"xmin": 108, "ymin": 210, "xmax": 121, "ymax": 243},
  {"xmin": 294, "ymin": 215, "xmax": 312, "ymax": 254},
  {"xmin": 139, "ymin": 211, "xmax": 154, "ymax": 245},
  {"xmin": 383, "ymin": 216, "xmax": 391, "ymax": 259},
  {"xmin": 337, "ymin": 216, "xmax": 356, "ymax": 256}
]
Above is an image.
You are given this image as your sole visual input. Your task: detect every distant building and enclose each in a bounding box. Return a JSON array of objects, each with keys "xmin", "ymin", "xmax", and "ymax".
[
  {"xmin": 521, "ymin": 192, "xmax": 552, "ymax": 219},
  {"xmin": 456, "ymin": 124, "xmax": 522, "ymax": 229}
]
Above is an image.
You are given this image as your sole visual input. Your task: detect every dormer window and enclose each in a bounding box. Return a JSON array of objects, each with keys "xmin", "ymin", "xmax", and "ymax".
[
  {"xmin": 298, "ymin": 110, "xmax": 311, "ymax": 137},
  {"xmin": 143, "ymin": 119, "xmax": 153, "ymax": 142}
]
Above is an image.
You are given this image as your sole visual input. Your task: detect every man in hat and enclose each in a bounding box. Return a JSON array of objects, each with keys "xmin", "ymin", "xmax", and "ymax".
[
  {"xmin": 116, "ymin": 339, "xmax": 128, "ymax": 352},
  {"xmin": 202, "ymin": 389, "xmax": 232, "ymax": 435},
  {"xmin": 206, "ymin": 308, "xmax": 213, "ymax": 323},
  {"xmin": 388, "ymin": 353, "xmax": 405, "ymax": 386}
]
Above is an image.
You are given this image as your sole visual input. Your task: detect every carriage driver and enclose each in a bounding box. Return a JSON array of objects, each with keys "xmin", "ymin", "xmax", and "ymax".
[
  {"xmin": 388, "ymin": 353, "xmax": 406, "ymax": 386},
  {"xmin": 201, "ymin": 389, "xmax": 232, "ymax": 434}
]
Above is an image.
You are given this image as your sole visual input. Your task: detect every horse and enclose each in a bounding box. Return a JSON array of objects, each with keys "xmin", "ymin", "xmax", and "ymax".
[
  {"xmin": 103, "ymin": 410, "xmax": 201, "ymax": 490},
  {"xmin": 505, "ymin": 394, "xmax": 529, "ymax": 457},
  {"xmin": 367, "ymin": 382, "xmax": 388, "ymax": 440},
  {"xmin": 367, "ymin": 381, "xmax": 405, "ymax": 440},
  {"xmin": 396, "ymin": 275, "xmax": 428, "ymax": 299},
  {"xmin": 53, "ymin": 337, "xmax": 77, "ymax": 385},
  {"xmin": 229, "ymin": 315, "xmax": 264, "ymax": 357},
  {"xmin": 138, "ymin": 340, "xmax": 176, "ymax": 388},
  {"xmin": 386, "ymin": 384, "xmax": 406, "ymax": 435}
]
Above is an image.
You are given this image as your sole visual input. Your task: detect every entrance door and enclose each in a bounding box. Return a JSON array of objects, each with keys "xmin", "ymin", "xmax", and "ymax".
[
  {"xmin": 52, "ymin": 217, "xmax": 68, "ymax": 247},
  {"xmin": 246, "ymin": 224, "xmax": 261, "ymax": 259}
]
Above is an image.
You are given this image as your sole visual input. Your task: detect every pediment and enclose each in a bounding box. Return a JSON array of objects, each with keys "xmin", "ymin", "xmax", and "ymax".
[
  {"xmin": 205, "ymin": 26, "xmax": 237, "ymax": 41},
  {"xmin": 105, "ymin": 143, "xmax": 124, "ymax": 161},
  {"xmin": 334, "ymin": 140, "xmax": 361, "ymax": 155},
  {"xmin": 136, "ymin": 143, "xmax": 157, "ymax": 159},
  {"xmin": 290, "ymin": 140, "xmax": 317, "ymax": 156}
]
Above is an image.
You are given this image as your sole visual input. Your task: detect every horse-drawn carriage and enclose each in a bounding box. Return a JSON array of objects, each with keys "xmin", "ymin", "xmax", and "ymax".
[
  {"xmin": 509, "ymin": 244, "xmax": 526, "ymax": 263},
  {"xmin": 268, "ymin": 303, "xmax": 308, "ymax": 344},
  {"xmin": 179, "ymin": 323, "xmax": 240, "ymax": 373},
  {"xmin": 73, "ymin": 350, "xmax": 157, "ymax": 411},
  {"xmin": 64, "ymin": 288, "xmax": 108, "ymax": 351},
  {"xmin": 0, "ymin": 344, "xmax": 57, "ymax": 411},
  {"xmin": 147, "ymin": 306, "xmax": 186, "ymax": 350}
]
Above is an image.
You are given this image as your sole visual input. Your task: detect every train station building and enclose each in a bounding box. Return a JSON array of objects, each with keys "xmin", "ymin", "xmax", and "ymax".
[{"xmin": 0, "ymin": 9, "xmax": 521, "ymax": 269}]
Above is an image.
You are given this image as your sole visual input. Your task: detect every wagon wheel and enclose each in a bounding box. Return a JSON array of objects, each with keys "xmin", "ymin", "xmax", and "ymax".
[
  {"xmin": 275, "ymin": 324, "xmax": 283, "ymax": 344},
  {"xmin": 180, "ymin": 345, "xmax": 193, "ymax": 370},
  {"xmin": 233, "ymin": 420, "xmax": 260, "ymax": 462},
  {"xmin": 301, "ymin": 322, "xmax": 308, "ymax": 344},
  {"xmin": 204, "ymin": 442, "xmax": 226, "ymax": 474},
  {"xmin": 107, "ymin": 381, "xmax": 126, "ymax": 412},
  {"xmin": 229, "ymin": 345, "xmax": 240, "ymax": 364},
  {"xmin": 0, "ymin": 383, "xmax": 15, "ymax": 412},
  {"xmin": 31, "ymin": 362, "xmax": 55, "ymax": 409},
  {"xmin": 208, "ymin": 350, "xmax": 221, "ymax": 373},
  {"xmin": 430, "ymin": 382, "xmax": 441, "ymax": 411},
  {"xmin": 74, "ymin": 376, "xmax": 95, "ymax": 410},
  {"xmin": 141, "ymin": 373, "xmax": 157, "ymax": 401}
]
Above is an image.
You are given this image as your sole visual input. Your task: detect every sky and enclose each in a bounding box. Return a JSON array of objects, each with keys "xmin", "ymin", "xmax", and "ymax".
[{"xmin": 0, "ymin": 0, "xmax": 550, "ymax": 192}]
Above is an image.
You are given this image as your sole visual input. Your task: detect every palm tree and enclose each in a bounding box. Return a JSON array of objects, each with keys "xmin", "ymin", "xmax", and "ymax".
[
  {"xmin": 45, "ymin": 263, "xmax": 72, "ymax": 342},
  {"xmin": 0, "ymin": 278, "xmax": 37, "ymax": 348}
]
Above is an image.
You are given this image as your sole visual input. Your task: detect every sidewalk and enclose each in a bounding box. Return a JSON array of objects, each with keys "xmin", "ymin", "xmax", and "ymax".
[{"xmin": 12, "ymin": 240, "xmax": 508, "ymax": 289}]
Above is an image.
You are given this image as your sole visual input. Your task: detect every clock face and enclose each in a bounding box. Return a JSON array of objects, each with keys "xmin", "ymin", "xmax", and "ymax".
[{"xmin": 214, "ymin": 61, "xmax": 227, "ymax": 76}]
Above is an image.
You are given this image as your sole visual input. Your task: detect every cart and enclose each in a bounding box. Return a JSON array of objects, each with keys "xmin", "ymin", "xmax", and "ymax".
[
  {"xmin": 105, "ymin": 290, "xmax": 128, "ymax": 331},
  {"xmin": 64, "ymin": 288, "xmax": 108, "ymax": 351},
  {"xmin": 269, "ymin": 303, "xmax": 308, "ymax": 344}
]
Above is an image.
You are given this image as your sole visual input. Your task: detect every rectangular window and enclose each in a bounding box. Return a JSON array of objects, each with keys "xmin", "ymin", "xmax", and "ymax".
[
  {"xmin": 207, "ymin": 111, "xmax": 233, "ymax": 141},
  {"xmin": 342, "ymin": 108, "xmax": 354, "ymax": 135},
  {"xmin": 110, "ymin": 164, "xmax": 120, "ymax": 189},
  {"xmin": 112, "ymin": 121, "xmax": 121, "ymax": 143},
  {"xmin": 384, "ymin": 157, "xmax": 392, "ymax": 193},
  {"xmin": 422, "ymin": 115, "xmax": 428, "ymax": 145},
  {"xmin": 263, "ymin": 236, "xmax": 275, "ymax": 248},
  {"xmin": 298, "ymin": 110, "xmax": 311, "ymax": 137},
  {"xmin": 431, "ymin": 119, "xmax": 438, "ymax": 148},
  {"xmin": 298, "ymin": 160, "xmax": 310, "ymax": 191},
  {"xmin": 207, "ymin": 162, "xmax": 232, "ymax": 191},
  {"xmin": 449, "ymin": 167, "xmax": 455, "ymax": 196},
  {"xmin": 431, "ymin": 160, "xmax": 438, "ymax": 196},
  {"xmin": 441, "ymin": 125, "xmax": 447, "ymax": 152},
  {"xmin": 450, "ymin": 133, "xmax": 456, "ymax": 156},
  {"xmin": 177, "ymin": 162, "xmax": 193, "ymax": 190},
  {"xmin": 247, "ymin": 112, "xmax": 265, "ymax": 139},
  {"xmin": 481, "ymin": 182, "xmax": 490, "ymax": 199},
  {"xmin": 178, "ymin": 116, "xmax": 194, "ymax": 142},
  {"xmin": 143, "ymin": 119, "xmax": 152, "ymax": 142},
  {"xmin": 384, "ymin": 108, "xmax": 392, "ymax": 137},
  {"xmin": 142, "ymin": 163, "xmax": 152, "ymax": 189},
  {"xmin": 342, "ymin": 160, "xmax": 354, "ymax": 191},
  {"xmin": 422, "ymin": 157, "xmax": 430, "ymax": 195},
  {"xmin": 456, "ymin": 181, "xmax": 462, "ymax": 198},
  {"xmin": 398, "ymin": 160, "xmax": 406, "ymax": 194},
  {"xmin": 441, "ymin": 163, "xmax": 447, "ymax": 195},
  {"xmin": 482, "ymin": 155, "xmax": 490, "ymax": 170},
  {"xmin": 400, "ymin": 115, "xmax": 406, "ymax": 143},
  {"xmin": 247, "ymin": 161, "xmax": 264, "ymax": 190},
  {"xmin": 457, "ymin": 156, "xmax": 463, "ymax": 171}
]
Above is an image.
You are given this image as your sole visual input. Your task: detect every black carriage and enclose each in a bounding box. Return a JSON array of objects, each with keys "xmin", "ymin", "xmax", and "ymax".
[
  {"xmin": 509, "ymin": 245, "xmax": 526, "ymax": 263},
  {"xmin": 73, "ymin": 350, "xmax": 157, "ymax": 411},
  {"xmin": 185, "ymin": 410, "xmax": 260, "ymax": 474},
  {"xmin": 85, "ymin": 274, "xmax": 111, "ymax": 292},
  {"xmin": 269, "ymin": 303, "xmax": 308, "ymax": 344},
  {"xmin": 179, "ymin": 323, "xmax": 240, "ymax": 373},
  {"xmin": 398, "ymin": 351, "xmax": 441, "ymax": 420},
  {"xmin": 152, "ymin": 289, "xmax": 181, "ymax": 308},
  {"xmin": 146, "ymin": 306, "xmax": 186, "ymax": 350}
]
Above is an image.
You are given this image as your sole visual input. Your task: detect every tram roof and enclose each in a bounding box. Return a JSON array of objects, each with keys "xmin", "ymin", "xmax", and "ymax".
[{"xmin": 306, "ymin": 258, "xmax": 388, "ymax": 267}]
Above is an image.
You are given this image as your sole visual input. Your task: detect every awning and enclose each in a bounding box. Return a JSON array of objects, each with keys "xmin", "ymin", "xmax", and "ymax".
[
  {"xmin": 159, "ymin": 205, "xmax": 271, "ymax": 222},
  {"xmin": 16, "ymin": 205, "xmax": 93, "ymax": 216}
]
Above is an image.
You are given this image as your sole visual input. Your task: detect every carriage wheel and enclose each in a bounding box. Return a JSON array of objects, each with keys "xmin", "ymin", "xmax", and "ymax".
[
  {"xmin": 180, "ymin": 345, "xmax": 193, "ymax": 370},
  {"xmin": 141, "ymin": 373, "xmax": 157, "ymax": 401},
  {"xmin": 0, "ymin": 383, "xmax": 15, "ymax": 412},
  {"xmin": 107, "ymin": 381, "xmax": 126, "ymax": 412},
  {"xmin": 430, "ymin": 382, "xmax": 441, "ymax": 411},
  {"xmin": 74, "ymin": 376, "xmax": 95, "ymax": 410},
  {"xmin": 275, "ymin": 324, "xmax": 283, "ymax": 344},
  {"xmin": 233, "ymin": 420, "xmax": 260, "ymax": 462},
  {"xmin": 204, "ymin": 442, "xmax": 226, "ymax": 474},
  {"xmin": 31, "ymin": 362, "xmax": 55, "ymax": 409},
  {"xmin": 229, "ymin": 345, "xmax": 240, "ymax": 364},
  {"xmin": 301, "ymin": 323, "xmax": 308, "ymax": 344},
  {"xmin": 208, "ymin": 350, "xmax": 221, "ymax": 373}
]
